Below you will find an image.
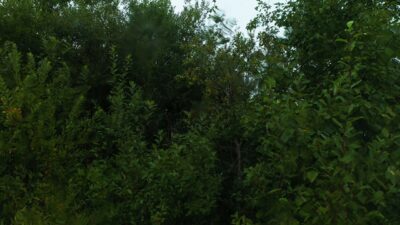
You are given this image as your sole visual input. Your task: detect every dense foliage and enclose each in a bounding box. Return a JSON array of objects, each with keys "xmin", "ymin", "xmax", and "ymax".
[{"xmin": 0, "ymin": 0, "xmax": 399, "ymax": 224}]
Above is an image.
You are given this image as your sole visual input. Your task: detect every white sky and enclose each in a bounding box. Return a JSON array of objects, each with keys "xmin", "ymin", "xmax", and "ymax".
[{"xmin": 170, "ymin": 0, "xmax": 284, "ymax": 32}]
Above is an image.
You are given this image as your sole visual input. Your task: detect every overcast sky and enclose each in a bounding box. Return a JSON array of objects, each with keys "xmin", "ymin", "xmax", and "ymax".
[{"xmin": 170, "ymin": 0, "xmax": 284, "ymax": 32}]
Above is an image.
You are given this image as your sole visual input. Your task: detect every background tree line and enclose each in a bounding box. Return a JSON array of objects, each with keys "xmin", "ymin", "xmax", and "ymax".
[{"xmin": 0, "ymin": 0, "xmax": 399, "ymax": 224}]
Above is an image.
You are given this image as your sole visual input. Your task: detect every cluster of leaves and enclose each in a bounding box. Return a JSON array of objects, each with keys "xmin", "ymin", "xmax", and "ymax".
[
  {"xmin": 0, "ymin": 0, "xmax": 399, "ymax": 224},
  {"xmin": 0, "ymin": 41, "xmax": 220, "ymax": 225},
  {"xmin": 239, "ymin": 1, "xmax": 400, "ymax": 224}
]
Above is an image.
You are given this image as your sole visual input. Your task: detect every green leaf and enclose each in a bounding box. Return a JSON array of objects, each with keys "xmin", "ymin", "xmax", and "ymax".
[
  {"xmin": 382, "ymin": 128, "xmax": 390, "ymax": 138},
  {"xmin": 349, "ymin": 41, "xmax": 356, "ymax": 51},
  {"xmin": 265, "ymin": 77, "xmax": 276, "ymax": 89},
  {"xmin": 346, "ymin": 20, "xmax": 354, "ymax": 29},
  {"xmin": 281, "ymin": 129, "xmax": 294, "ymax": 143},
  {"xmin": 373, "ymin": 191, "xmax": 384, "ymax": 204},
  {"xmin": 350, "ymin": 80, "xmax": 362, "ymax": 89},
  {"xmin": 332, "ymin": 118, "xmax": 343, "ymax": 128},
  {"xmin": 306, "ymin": 171, "xmax": 319, "ymax": 183},
  {"xmin": 268, "ymin": 188, "xmax": 282, "ymax": 195},
  {"xmin": 317, "ymin": 206, "xmax": 328, "ymax": 215},
  {"xmin": 367, "ymin": 211, "xmax": 385, "ymax": 220},
  {"xmin": 340, "ymin": 153, "xmax": 354, "ymax": 164},
  {"xmin": 335, "ymin": 38, "xmax": 348, "ymax": 43}
]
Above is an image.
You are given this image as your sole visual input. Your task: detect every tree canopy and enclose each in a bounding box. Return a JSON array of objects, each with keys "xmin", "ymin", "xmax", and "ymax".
[{"xmin": 0, "ymin": 0, "xmax": 399, "ymax": 224}]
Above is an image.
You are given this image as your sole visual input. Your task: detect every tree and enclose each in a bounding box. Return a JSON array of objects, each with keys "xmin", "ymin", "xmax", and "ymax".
[
  {"xmin": 1, "ymin": 0, "xmax": 399, "ymax": 224},
  {"xmin": 240, "ymin": 1, "xmax": 400, "ymax": 224}
]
